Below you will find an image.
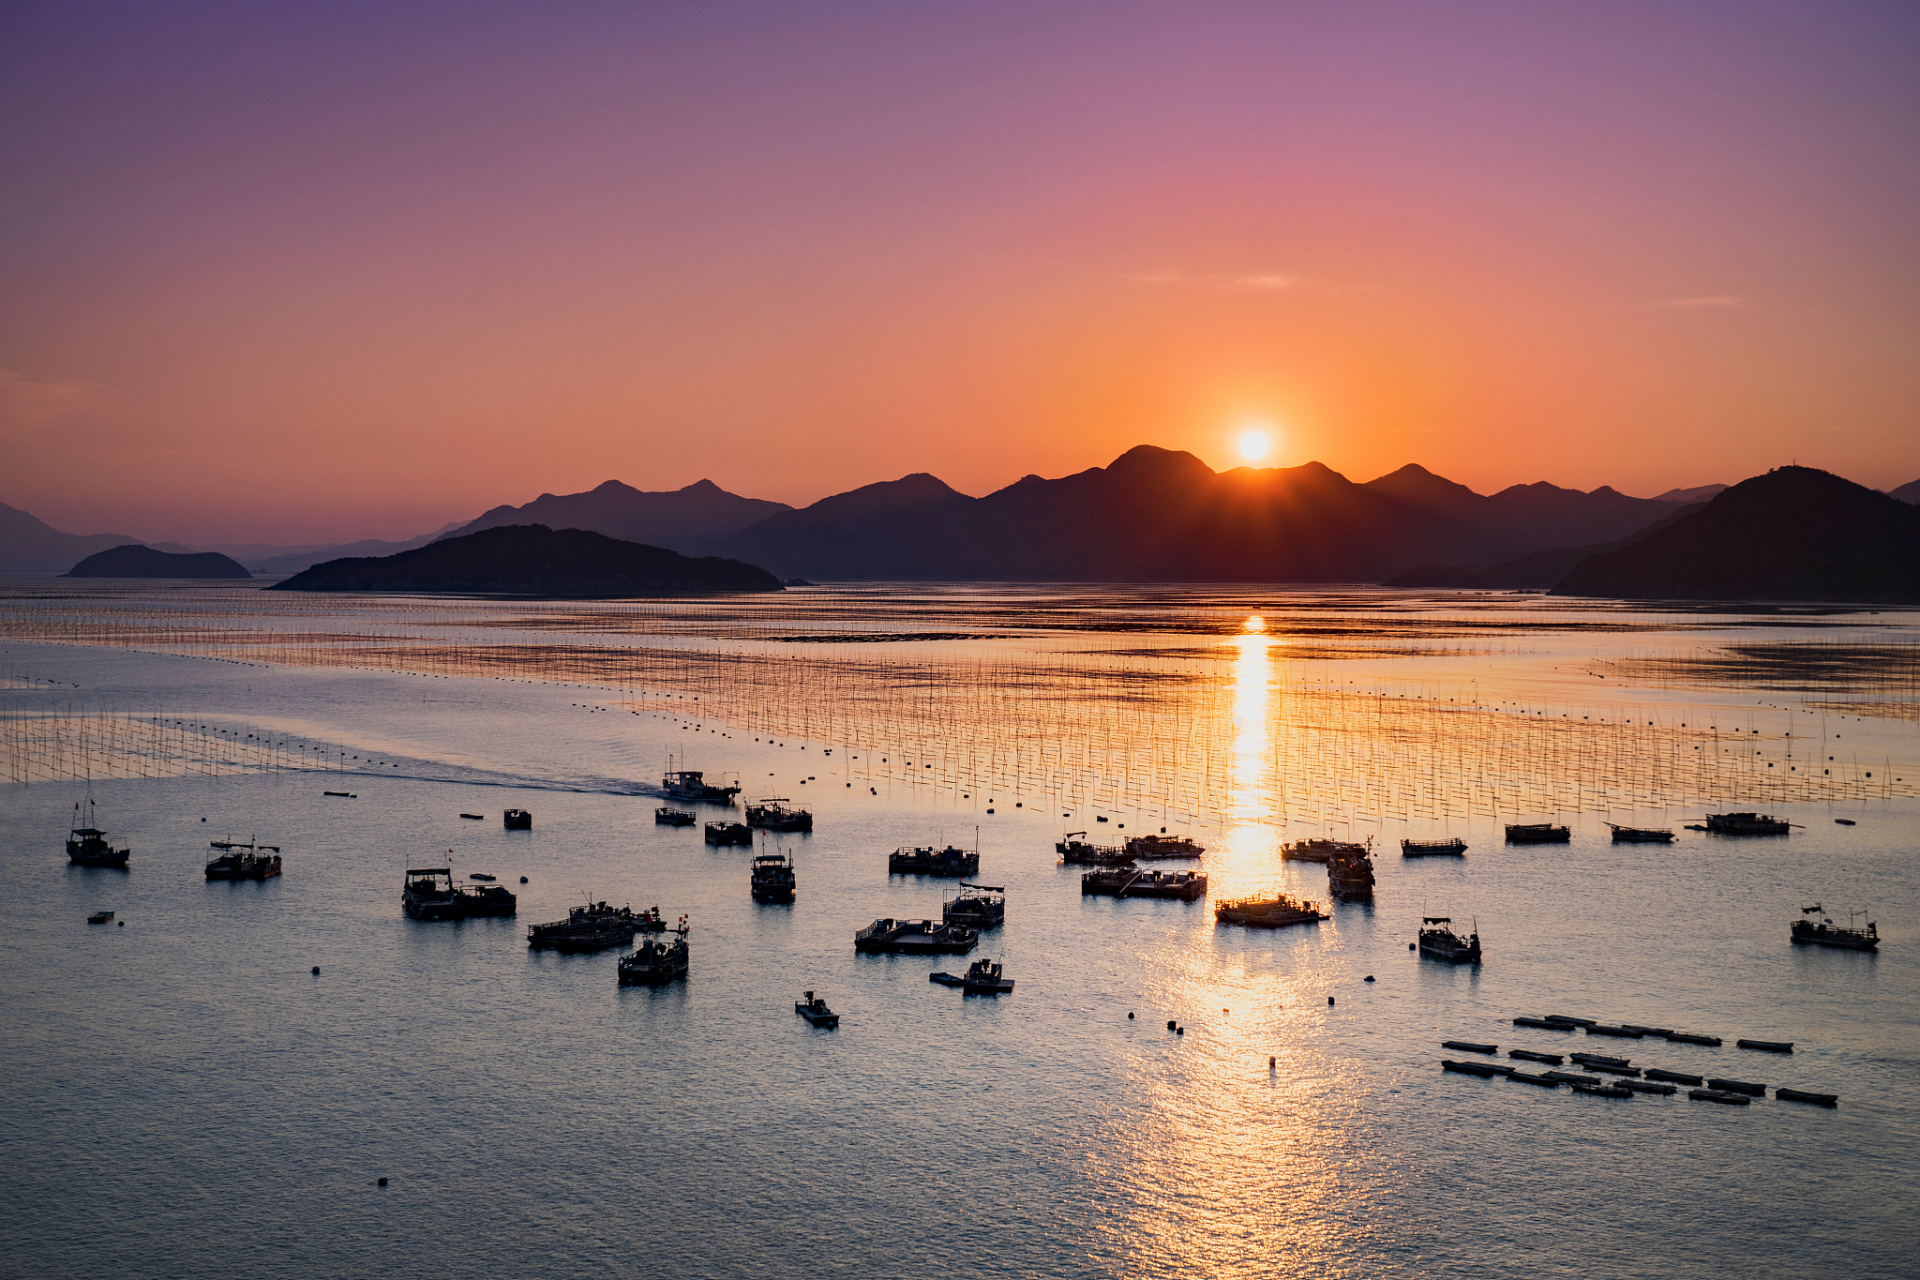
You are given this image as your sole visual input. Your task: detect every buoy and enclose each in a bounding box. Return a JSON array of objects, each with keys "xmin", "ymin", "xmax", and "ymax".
[
  {"xmin": 1408, "ymin": 942, "xmax": 1415, "ymax": 950},
  {"xmin": 201, "ymin": 817, "xmax": 207, "ymax": 822},
  {"xmin": 1328, "ymin": 996, "xmax": 1336, "ymax": 1006},
  {"xmin": 117, "ymin": 920, "xmax": 124, "ymax": 927},
  {"xmin": 377, "ymin": 1177, "xmax": 388, "ymax": 1187},
  {"xmin": 1176, "ymin": 1027, "xmax": 1184, "ymax": 1036},
  {"xmin": 1127, "ymin": 1012, "xmax": 1134, "ymax": 1019},
  {"xmin": 1269, "ymin": 1056, "xmax": 1276, "ymax": 1068},
  {"xmin": 1167, "ymin": 1020, "xmax": 1177, "ymax": 1031},
  {"xmin": 1364, "ymin": 975, "xmax": 1375, "ymax": 982},
  {"xmin": 311, "ymin": 966, "xmax": 320, "ymax": 975},
  {"xmin": 519, "ymin": 876, "xmax": 528, "ymax": 883}
]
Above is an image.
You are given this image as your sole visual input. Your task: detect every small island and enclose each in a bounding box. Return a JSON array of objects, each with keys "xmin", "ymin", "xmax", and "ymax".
[
  {"xmin": 65, "ymin": 545, "xmax": 253, "ymax": 578},
  {"xmin": 267, "ymin": 523, "xmax": 783, "ymax": 596}
]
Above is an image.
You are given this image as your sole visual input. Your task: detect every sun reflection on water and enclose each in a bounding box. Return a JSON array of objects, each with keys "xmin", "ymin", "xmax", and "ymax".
[{"xmin": 1220, "ymin": 632, "xmax": 1276, "ymax": 895}]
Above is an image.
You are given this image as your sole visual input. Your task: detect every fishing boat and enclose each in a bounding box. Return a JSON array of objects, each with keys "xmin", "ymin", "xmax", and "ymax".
[
  {"xmin": 960, "ymin": 958, "xmax": 1014, "ymax": 995},
  {"xmin": 1281, "ymin": 837, "xmax": 1369, "ymax": 864},
  {"xmin": 503, "ymin": 809, "xmax": 532, "ymax": 830},
  {"xmin": 888, "ymin": 844, "xmax": 979, "ymax": 877},
  {"xmin": 1056, "ymin": 834, "xmax": 1132, "ymax": 866},
  {"xmin": 1401, "ymin": 837, "xmax": 1467, "ymax": 857},
  {"xmin": 1326, "ymin": 849, "xmax": 1375, "ymax": 901},
  {"xmin": 794, "ymin": 991, "xmax": 839, "ymax": 1027},
  {"xmin": 662, "ymin": 768, "xmax": 740, "ymax": 804},
  {"xmin": 655, "ymin": 807, "xmax": 696, "ymax": 826},
  {"xmin": 458, "ymin": 880, "xmax": 518, "ymax": 916},
  {"xmin": 1607, "ymin": 824, "xmax": 1674, "ymax": 843},
  {"xmin": 1705, "ymin": 812, "xmax": 1791, "ymax": 836},
  {"xmin": 750, "ymin": 851, "xmax": 797, "ymax": 904},
  {"xmin": 87, "ymin": 911, "xmax": 114, "ymax": 924},
  {"xmin": 1081, "ymin": 868, "xmax": 1208, "ymax": 900},
  {"xmin": 1504, "ymin": 823, "xmax": 1570, "ymax": 844},
  {"xmin": 853, "ymin": 918, "xmax": 978, "ymax": 955},
  {"xmin": 1791, "ymin": 903, "xmax": 1878, "ymax": 951},
  {"xmin": 1417, "ymin": 917, "xmax": 1481, "ymax": 963},
  {"xmin": 618, "ymin": 922, "xmax": 689, "ymax": 985},
  {"xmin": 66, "ymin": 799, "xmax": 129, "ymax": 868},
  {"xmin": 1214, "ymin": 893, "xmax": 1327, "ymax": 928},
  {"xmin": 745, "ymin": 798, "xmax": 813, "ymax": 832},
  {"xmin": 204, "ymin": 839, "xmax": 282, "ymax": 880},
  {"xmin": 1123, "ymin": 833, "xmax": 1205, "ymax": 860},
  {"xmin": 527, "ymin": 901, "xmax": 648, "ymax": 951},
  {"xmin": 704, "ymin": 821, "xmax": 752, "ymax": 846},
  {"xmin": 942, "ymin": 882, "xmax": 1006, "ymax": 930},
  {"xmin": 401, "ymin": 868, "xmax": 465, "ymax": 921}
]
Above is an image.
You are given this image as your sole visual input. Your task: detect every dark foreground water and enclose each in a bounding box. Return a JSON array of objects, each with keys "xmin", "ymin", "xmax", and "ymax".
[{"xmin": 2, "ymin": 609, "xmax": 1917, "ymax": 1280}]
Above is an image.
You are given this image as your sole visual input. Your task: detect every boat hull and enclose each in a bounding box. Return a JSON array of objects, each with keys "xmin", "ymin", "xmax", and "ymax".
[{"xmin": 1791, "ymin": 922, "xmax": 1877, "ymax": 951}]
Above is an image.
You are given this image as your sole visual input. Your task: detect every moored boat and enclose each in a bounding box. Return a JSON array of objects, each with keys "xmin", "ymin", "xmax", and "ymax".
[
  {"xmin": 87, "ymin": 910, "xmax": 114, "ymax": 924},
  {"xmin": 1123, "ymin": 833, "xmax": 1205, "ymax": 860},
  {"xmin": 853, "ymin": 918, "xmax": 977, "ymax": 955},
  {"xmin": 459, "ymin": 880, "xmax": 518, "ymax": 916},
  {"xmin": 1504, "ymin": 823, "xmax": 1570, "ymax": 844},
  {"xmin": 503, "ymin": 808, "xmax": 532, "ymax": 830},
  {"xmin": 528, "ymin": 901, "xmax": 649, "ymax": 951},
  {"xmin": 750, "ymin": 851, "xmax": 797, "ymax": 904},
  {"xmin": 795, "ymin": 991, "xmax": 838, "ymax": 1026},
  {"xmin": 618, "ymin": 923, "xmax": 689, "ymax": 985},
  {"xmin": 205, "ymin": 839, "xmax": 282, "ymax": 880},
  {"xmin": 943, "ymin": 882, "xmax": 1006, "ymax": 930},
  {"xmin": 1214, "ymin": 893, "xmax": 1327, "ymax": 928},
  {"xmin": 1082, "ymin": 868, "xmax": 1208, "ymax": 900},
  {"xmin": 888, "ymin": 844, "xmax": 979, "ymax": 877},
  {"xmin": 662, "ymin": 768, "xmax": 740, "ymax": 804},
  {"xmin": 1791, "ymin": 903, "xmax": 1878, "ymax": 951},
  {"xmin": 1705, "ymin": 812, "xmax": 1791, "ymax": 836},
  {"xmin": 1401, "ymin": 837, "xmax": 1467, "ymax": 857},
  {"xmin": 401, "ymin": 867, "xmax": 465, "ymax": 921},
  {"xmin": 66, "ymin": 808, "xmax": 130, "ymax": 869},
  {"xmin": 745, "ymin": 798, "xmax": 813, "ymax": 832},
  {"xmin": 960, "ymin": 958, "xmax": 1014, "ymax": 995},
  {"xmin": 704, "ymin": 821, "xmax": 752, "ymax": 846},
  {"xmin": 1057, "ymin": 833, "xmax": 1132, "ymax": 866},
  {"xmin": 1608, "ymin": 823, "xmax": 1674, "ymax": 843},
  {"xmin": 655, "ymin": 806, "xmax": 696, "ymax": 826},
  {"xmin": 1326, "ymin": 849, "xmax": 1375, "ymax": 901},
  {"xmin": 1417, "ymin": 917, "xmax": 1481, "ymax": 963},
  {"xmin": 1281, "ymin": 837, "xmax": 1369, "ymax": 864}
]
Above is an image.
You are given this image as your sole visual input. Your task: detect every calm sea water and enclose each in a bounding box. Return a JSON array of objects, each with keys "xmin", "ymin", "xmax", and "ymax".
[{"xmin": 2, "ymin": 593, "xmax": 1917, "ymax": 1280}]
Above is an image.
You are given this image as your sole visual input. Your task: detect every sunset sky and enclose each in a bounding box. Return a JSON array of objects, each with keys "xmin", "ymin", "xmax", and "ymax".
[{"xmin": 4, "ymin": 1, "xmax": 1918, "ymax": 544}]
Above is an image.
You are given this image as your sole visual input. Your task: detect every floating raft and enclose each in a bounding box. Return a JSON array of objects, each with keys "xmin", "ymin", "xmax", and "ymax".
[
  {"xmin": 1664, "ymin": 1032, "xmax": 1722, "ymax": 1046},
  {"xmin": 1570, "ymin": 1052, "xmax": 1631, "ymax": 1068},
  {"xmin": 1585, "ymin": 1024, "xmax": 1644, "ymax": 1038},
  {"xmin": 1616, "ymin": 1079, "xmax": 1678, "ymax": 1096},
  {"xmin": 1442, "ymin": 1040, "xmax": 1498, "ymax": 1055},
  {"xmin": 1508, "ymin": 1070, "xmax": 1561, "ymax": 1087},
  {"xmin": 1509, "ymin": 1049, "xmax": 1563, "ymax": 1065},
  {"xmin": 1706, "ymin": 1077, "xmax": 1767, "ymax": 1096},
  {"xmin": 1542, "ymin": 1071, "xmax": 1602, "ymax": 1086},
  {"xmin": 1737, "ymin": 1038, "xmax": 1793, "ymax": 1053},
  {"xmin": 1544, "ymin": 1016, "xmax": 1596, "ymax": 1027},
  {"xmin": 1645, "ymin": 1069, "xmax": 1704, "ymax": 1086},
  {"xmin": 1572, "ymin": 1083, "xmax": 1634, "ymax": 1098},
  {"xmin": 1689, "ymin": 1088, "xmax": 1752, "ymax": 1106},
  {"xmin": 1441, "ymin": 1060, "xmax": 1509, "ymax": 1078},
  {"xmin": 1589, "ymin": 1064, "xmax": 1643, "ymax": 1078},
  {"xmin": 1776, "ymin": 1088, "xmax": 1838, "ymax": 1107},
  {"xmin": 1515, "ymin": 1016, "xmax": 1575, "ymax": 1031}
]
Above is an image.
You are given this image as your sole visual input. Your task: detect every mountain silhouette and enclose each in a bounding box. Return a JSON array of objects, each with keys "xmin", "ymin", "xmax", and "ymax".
[
  {"xmin": 1390, "ymin": 502, "xmax": 1708, "ymax": 589},
  {"xmin": 716, "ymin": 447, "xmax": 1698, "ymax": 582},
  {"xmin": 1553, "ymin": 467, "xmax": 1920, "ymax": 603},
  {"xmin": 0, "ymin": 501, "xmax": 149, "ymax": 572},
  {"xmin": 65, "ymin": 545, "xmax": 251, "ymax": 578},
  {"xmin": 438, "ymin": 479, "xmax": 789, "ymax": 550},
  {"xmin": 270, "ymin": 524, "xmax": 781, "ymax": 596},
  {"xmin": 1892, "ymin": 478, "xmax": 1920, "ymax": 504}
]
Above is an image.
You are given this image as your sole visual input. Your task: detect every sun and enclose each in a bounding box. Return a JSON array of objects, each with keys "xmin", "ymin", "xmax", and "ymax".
[{"xmin": 1237, "ymin": 429, "xmax": 1271, "ymax": 462}]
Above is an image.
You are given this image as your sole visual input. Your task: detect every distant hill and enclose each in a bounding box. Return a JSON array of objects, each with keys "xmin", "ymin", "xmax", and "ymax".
[
  {"xmin": 437, "ymin": 480, "xmax": 789, "ymax": 551},
  {"xmin": 269, "ymin": 524, "xmax": 782, "ymax": 596},
  {"xmin": 65, "ymin": 545, "xmax": 251, "ymax": 578},
  {"xmin": 1389, "ymin": 503, "xmax": 1708, "ymax": 590},
  {"xmin": 0, "ymin": 501, "xmax": 149, "ymax": 571},
  {"xmin": 1892, "ymin": 479, "xmax": 1920, "ymax": 505},
  {"xmin": 1553, "ymin": 467, "xmax": 1920, "ymax": 603},
  {"xmin": 1649, "ymin": 483, "xmax": 1727, "ymax": 504},
  {"xmin": 713, "ymin": 447, "xmax": 1703, "ymax": 582},
  {"xmin": 251, "ymin": 524, "xmax": 465, "ymax": 575}
]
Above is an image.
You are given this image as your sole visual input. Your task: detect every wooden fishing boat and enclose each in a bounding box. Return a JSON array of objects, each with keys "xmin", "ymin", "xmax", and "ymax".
[
  {"xmin": 528, "ymin": 901, "xmax": 648, "ymax": 951},
  {"xmin": 662, "ymin": 768, "xmax": 740, "ymax": 803},
  {"xmin": 401, "ymin": 867, "xmax": 464, "ymax": 921},
  {"xmin": 618, "ymin": 923, "xmax": 689, "ymax": 985},
  {"xmin": 888, "ymin": 844, "xmax": 978, "ymax": 876},
  {"xmin": 745, "ymin": 798, "xmax": 813, "ymax": 832},
  {"xmin": 960, "ymin": 958, "xmax": 1014, "ymax": 995},
  {"xmin": 704, "ymin": 821, "xmax": 752, "ymax": 846},
  {"xmin": 1056, "ymin": 833, "xmax": 1132, "ymax": 866},
  {"xmin": 503, "ymin": 808, "xmax": 532, "ymax": 830},
  {"xmin": 1417, "ymin": 917, "xmax": 1481, "ymax": 963},
  {"xmin": 205, "ymin": 839, "xmax": 282, "ymax": 880},
  {"xmin": 1122, "ymin": 833, "xmax": 1205, "ymax": 860},
  {"xmin": 655, "ymin": 806, "xmax": 696, "ymax": 826},
  {"xmin": 1281, "ymin": 837, "xmax": 1368, "ymax": 864},
  {"xmin": 750, "ymin": 851, "xmax": 797, "ymax": 904},
  {"xmin": 1791, "ymin": 903, "xmax": 1877, "ymax": 951},
  {"xmin": 1081, "ymin": 868, "xmax": 1208, "ymax": 901},
  {"xmin": 1401, "ymin": 837, "xmax": 1467, "ymax": 856},
  {"xmin": 853, "ymin": 918, "xmax": 977, "ymax": 955},
  {"xmin": 1705, "ymin": 812, "xmax": 1791, "ymax": 835},
  {"xmin": 1607, "ymin": 824, "xmax": 1674, "ymax": 843},
  {"xmin": 1504, "ymin": 823, "xmax": 1570, "ymax": 844},
  {"xmin": 794, "ymin": 991, "xmax": 839, "ymax": 1027},
  {"xmin": 1326, "ymin": 848, "xmax": 1375, "ymax": 901},
  {"xmin": 942, "ymin": 882, "xmax": 1006, "ymax": 930},
  {"xmin": 1214, "ymin": 893, "xmax": 1326, "ymax": 929}
]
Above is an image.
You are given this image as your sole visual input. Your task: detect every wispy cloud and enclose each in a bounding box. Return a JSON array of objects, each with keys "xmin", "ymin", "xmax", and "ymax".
[
  {"xmin": 1122, "ymin": 270, "xmax": 1302, "ymax": 293},
  {"xmin": 0, "ymin": 368, "xmax": 105, "ymax": 429},
  {"xmin": 1656, "ymin": 295, "xmax": 1749, "ymax": 309}
]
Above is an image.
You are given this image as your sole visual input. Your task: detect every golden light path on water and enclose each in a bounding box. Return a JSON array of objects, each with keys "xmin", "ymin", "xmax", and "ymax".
[{"xmin": 1222, "ymin": 618, "xmax": 1277, "ymax": 896}]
